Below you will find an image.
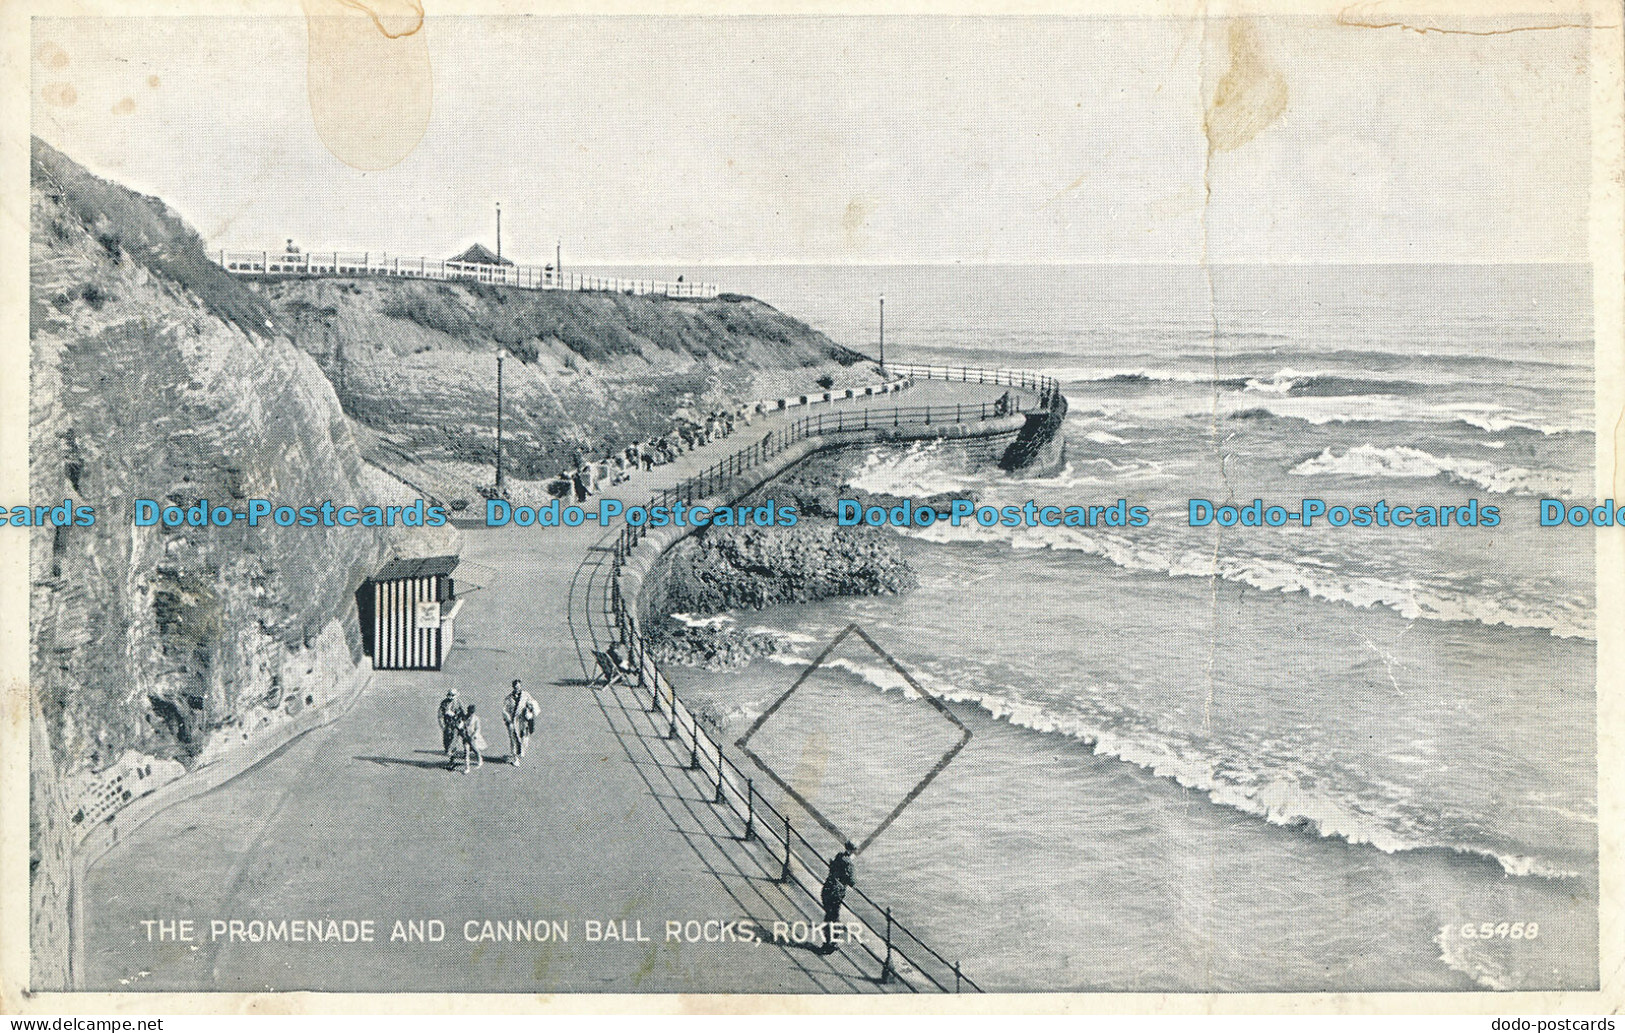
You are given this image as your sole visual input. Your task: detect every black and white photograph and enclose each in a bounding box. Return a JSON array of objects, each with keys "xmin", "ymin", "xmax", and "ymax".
[{"xmin": 9, "ymin": 0, "xmax": 1623, "ymax": 1015}]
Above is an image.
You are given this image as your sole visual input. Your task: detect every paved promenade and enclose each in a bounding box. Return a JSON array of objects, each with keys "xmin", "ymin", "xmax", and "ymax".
[{"xmin": 81, "ymin": 380, "xmax": 1012, "ymax": 993}]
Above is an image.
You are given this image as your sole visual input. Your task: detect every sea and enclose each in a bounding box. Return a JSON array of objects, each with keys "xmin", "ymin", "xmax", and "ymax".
[{"xmin": 586, "ymin": 263, "xmax": 1600, "ymax": 992}]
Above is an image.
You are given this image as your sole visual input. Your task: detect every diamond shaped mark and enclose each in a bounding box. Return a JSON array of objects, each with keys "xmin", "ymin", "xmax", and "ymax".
[{"xmin": 735, "ymin": 623, "xmax": 971, "ymax": 854}]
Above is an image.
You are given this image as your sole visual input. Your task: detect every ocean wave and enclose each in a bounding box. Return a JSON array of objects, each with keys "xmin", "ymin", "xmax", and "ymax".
[
  {"xmin": 846, "ymin": 441, "xmax": 982, "ymax": 496},
  {"xmin": 1223, "ymin": 399, "xmax": 1590, "ymax": 437},
  {"xmin": 775, "ymin": 650, "xmax": 1583, "ymax": 880},
  {"xmin": 1048, "ymin": 367, "xmax": 1245, "ymax": 388},
  {"xmin": 1242, "ymin": 369, "xmax": 1435, "ymax": 397},
  {"xmin": 669, "ymin": 612, "xmax": 736, "ymax": 629},
  {"xmin": 1198, "ymin": 345, "xmax": 1591, "ymax": 375},
  {"xmin": 1289, "ymin": 444, "xmax": 1588, "ymax": 497},
  {"xmin": 899, "ymin": 520, "xmax": 1596, "ymax": 639}
]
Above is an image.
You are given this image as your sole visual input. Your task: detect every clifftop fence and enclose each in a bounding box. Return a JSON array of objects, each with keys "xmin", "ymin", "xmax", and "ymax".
[
  {"xmin": 572, "ymin": 363, "xmax": 1064, "ymax": 993},
  {"xmin": 213, "ymin": 249, "xmax": 719, "ymax": 299}
]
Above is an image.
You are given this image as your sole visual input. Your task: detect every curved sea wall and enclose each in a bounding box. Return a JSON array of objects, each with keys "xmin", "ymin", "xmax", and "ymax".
[
  {"xmin": 582, "ymin": 379, "xmax": 1064, "ymax": 994},
  {"xmin": 620, "ymin": 412, "xmax": 1037, "ymax": 647}
]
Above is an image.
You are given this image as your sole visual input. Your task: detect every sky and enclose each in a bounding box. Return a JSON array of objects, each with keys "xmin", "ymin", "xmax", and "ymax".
[{"xmin": 30, "ymin": 13, "xmax": 1594, "ymax": 266}]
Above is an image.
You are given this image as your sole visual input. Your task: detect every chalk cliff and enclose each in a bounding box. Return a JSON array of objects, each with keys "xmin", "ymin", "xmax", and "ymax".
[{"xmin": 30, "ymin": 139, "xmax": 405, "ymax": 981}]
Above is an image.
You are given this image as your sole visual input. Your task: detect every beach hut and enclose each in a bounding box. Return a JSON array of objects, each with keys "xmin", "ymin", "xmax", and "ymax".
[{"xmin": 362, "ymin": 556, "xmax": 463, "ymax": 671}]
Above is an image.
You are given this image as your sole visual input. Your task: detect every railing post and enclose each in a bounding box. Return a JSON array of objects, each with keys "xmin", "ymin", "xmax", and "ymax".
[
  {"xmin": 881, "ymin": 908, "xmax": 896, "ymax": 983},
  {"xmin": 955, "ymin": 961, "xmax": 962, "ymax": 992},
  {"xmin": 744, "ymin": 779, "xmax": 755, "ymax": 841},
  {"xmin": 666, "ymin": 687, "xmax": 678, "ymax": 739},
  {"xmin": 714, "ymin": 743, "xmax": 726, "ymax": 804},
  {"xmin": 689, "ymin": 724, "xmax": 700, "ymax": 770},
  {"xmin": 780, "ymin": 817, "xmax": 793, "ymax": 883}
]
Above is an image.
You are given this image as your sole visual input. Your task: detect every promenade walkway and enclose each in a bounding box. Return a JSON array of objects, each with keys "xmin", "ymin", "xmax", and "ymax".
[{"xmin": 80, "ymin": 377, "xmax": 1023, "ymax": 994}]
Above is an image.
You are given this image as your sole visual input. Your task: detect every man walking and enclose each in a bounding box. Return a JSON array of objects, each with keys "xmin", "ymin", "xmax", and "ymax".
[
  {"xmin": 502, "ymin": 679, "xmax": 539, "ymax": 765},
  {"xmin": 437, "ymin": 688, "xmax": 461, "ymax": 755},
  {"xmin": 818, "ymin": 842, "xmax": 857, "ymax": 954}
]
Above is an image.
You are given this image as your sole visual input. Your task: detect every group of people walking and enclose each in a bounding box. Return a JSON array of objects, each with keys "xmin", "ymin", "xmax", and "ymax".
[
  {"xmin": 437, "ymin": 679, "xmax": 539, "ymax": 773},
  {"xmin": 432, "ymin": 677, "xmax": 862, "ymax": 958}
]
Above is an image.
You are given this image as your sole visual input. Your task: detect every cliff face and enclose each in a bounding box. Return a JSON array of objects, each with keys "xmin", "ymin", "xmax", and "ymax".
[
  {"xmin": 260, "ymin": 276, "xmax": 869, "ymax": 502},
  {"xmin": 31, "ymin": 138, "xmax": 395, "ymax": 776},
  {"xmin": 27, "ymin": 143, "xmax": 421, "ymax": 982}
]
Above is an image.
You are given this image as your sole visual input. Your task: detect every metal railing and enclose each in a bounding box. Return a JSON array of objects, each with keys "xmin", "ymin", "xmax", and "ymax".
[
  {"xmin": 214, "ymin": 249, "xmax": 718, "ymax": 298},
  {"xmin": 615, "ymin": 393, "xmax": 1052, "ymax": 559},
  {"xmin": 574, "ymin": 365, "xmax": 1064, "ymax": 993},
  {"xmin": 882, "ymin": 362, "xmax": 1061, "ymax": 399}
]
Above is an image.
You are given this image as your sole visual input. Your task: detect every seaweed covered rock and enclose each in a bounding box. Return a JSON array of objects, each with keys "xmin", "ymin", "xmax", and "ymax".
[
  {"xmin": 648, "ymin": 522, "xmax": 917, "ymax": 616},
  {"xmin": 648, "ymin": 619, "xmax": 782, "ymax": 671}
]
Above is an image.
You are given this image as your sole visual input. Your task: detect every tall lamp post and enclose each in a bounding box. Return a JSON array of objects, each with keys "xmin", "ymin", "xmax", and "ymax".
[
  {"xmin": 495, "ymin": 347, "xmax": 507, "ymax": 498},
  {"xmin": 878, "ymin": 294, "xmax": 886, "ymax": 379}
]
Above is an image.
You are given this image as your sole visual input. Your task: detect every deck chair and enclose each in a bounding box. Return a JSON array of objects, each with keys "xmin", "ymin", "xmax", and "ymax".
[{"xmin": 593, "ymin": 650, "xmax": 636, "ymax": 689}]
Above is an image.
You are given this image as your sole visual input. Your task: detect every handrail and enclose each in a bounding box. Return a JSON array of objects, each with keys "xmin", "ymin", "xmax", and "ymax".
[
  {"xmin": 579, "ymin": 365, "xmax": 1064, "ymax": 993},
  {"xmin": 212, "ymin": 248, "xmax": 719, "ymax": 299},
  {"xmin": 881, "ymin": 362, "xmax": 1061, "ymax": 399}
]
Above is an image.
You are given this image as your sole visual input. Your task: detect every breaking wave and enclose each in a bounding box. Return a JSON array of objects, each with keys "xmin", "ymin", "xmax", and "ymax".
[
  {"xmin": 1289, "ymin": 444, "xmax": 1589, "ymax": 497},
  {"xmin": 762, "ymin": 647, "xmax": 1584, "ymax": 881},
  {"xmin": 1223, "ymin": 400, "xmax": 1589, "ymax": 437},
  {"xmin": 897, "ymin": 520, "xmax": 1595, "ymax": 640}
]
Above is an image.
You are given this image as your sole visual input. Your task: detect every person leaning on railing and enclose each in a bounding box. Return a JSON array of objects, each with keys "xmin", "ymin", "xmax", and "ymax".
[{"xmin": 818, "ymin": 842, "xmax": 857, "ymax": 955}]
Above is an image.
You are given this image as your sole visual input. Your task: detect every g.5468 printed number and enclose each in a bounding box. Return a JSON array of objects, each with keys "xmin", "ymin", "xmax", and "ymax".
[{"xmin": 1457, "ymin": 922, "xmax": 1538, "ymax": 940}]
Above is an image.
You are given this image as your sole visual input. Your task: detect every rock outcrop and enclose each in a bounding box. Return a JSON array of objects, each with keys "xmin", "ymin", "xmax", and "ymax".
[{"xmin": 647, "ymin": 522, "xmax": 917, "ymax": 617}]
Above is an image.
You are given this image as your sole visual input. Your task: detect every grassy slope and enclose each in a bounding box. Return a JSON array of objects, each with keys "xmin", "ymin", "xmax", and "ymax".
[{"xmin": 260, "ymin": 269, "xmax": 874, "ymax": 499}]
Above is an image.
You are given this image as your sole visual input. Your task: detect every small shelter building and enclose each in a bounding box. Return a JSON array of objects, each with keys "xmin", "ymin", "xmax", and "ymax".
[
  {"xmin": 447, "ymin": 243, "xmax": 513, "ymax": 267},
  {"xmin": 361, "ymin": 556, "xmax": 463, "ymax": 670}
]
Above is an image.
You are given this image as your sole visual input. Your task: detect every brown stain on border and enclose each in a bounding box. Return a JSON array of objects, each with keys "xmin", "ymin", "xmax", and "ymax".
[
  {"xmin": 1336, "ymin": 9, "xmax": 1617, "ymax": 35},
  {"xmin": 303, "ymin": 0, "xmax": 433, "ymax": 171},
  {"xmin": 42, "ymin": 82, "xmax": 77, "ymax": 107},
  {"xmin": 37, "ymin": 42, "xmax": 70, "ymax": 69},
  {"xmin": 332, "ymin": 0, "xmax": 424, "ymax": 39},
  {"xmin": 1204, "ymin": 19, "xmax": 1288, "ymax": 156}
]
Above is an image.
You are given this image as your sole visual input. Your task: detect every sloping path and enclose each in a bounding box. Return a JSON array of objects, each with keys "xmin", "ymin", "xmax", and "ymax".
[{"xmin": 81, "ymin": 380, "xmax": 1014, "ymax": 994}]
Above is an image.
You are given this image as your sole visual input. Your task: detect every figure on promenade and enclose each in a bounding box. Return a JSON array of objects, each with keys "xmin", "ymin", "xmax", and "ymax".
[
  {"xmin": 607, "ymin": 640, "xmax": 638, "ymax": 679},
  {"xmin": 818, "ymin": 842, "xmax": 857, "ymax": 954},
  {"xmin": 502, "ymin": 679, "xmax": 539, "ymax": 766},
  {"xmin": 572, "ymin": 467, "xmax": 590, "ymax": 503},
  {"xmin": 451, "ymin": 704, "xmax": 485, "ymax": 773},
  {"xmin": 437, "ymin": 688, "xmax": 461, "ymax": 754}
]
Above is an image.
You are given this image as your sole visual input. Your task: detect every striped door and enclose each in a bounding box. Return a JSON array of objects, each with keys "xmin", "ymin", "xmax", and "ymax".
[{"xmin": 372, "ymin": 575, "xmax": 446, "ymax": 670}]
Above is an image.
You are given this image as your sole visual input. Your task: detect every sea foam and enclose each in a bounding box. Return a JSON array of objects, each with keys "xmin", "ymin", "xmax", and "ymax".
[{"xmin": 1289, "ymin": 444, "xmax": 1589, "ymax": 497}]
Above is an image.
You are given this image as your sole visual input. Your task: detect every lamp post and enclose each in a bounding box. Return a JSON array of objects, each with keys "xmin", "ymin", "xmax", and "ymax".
[
  {"xmin": 878, "ymin": 294, "xmax": 886, "ymax": 379},
  {"xmin": 495, "ymin": 347, "xmax": 507, "ymax": 498}
]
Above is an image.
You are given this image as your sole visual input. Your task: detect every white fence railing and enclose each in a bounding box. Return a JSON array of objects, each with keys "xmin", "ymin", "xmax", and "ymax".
[{"xmin": 214, "ymin": 249, "xmax": 719, "ymax": 299}]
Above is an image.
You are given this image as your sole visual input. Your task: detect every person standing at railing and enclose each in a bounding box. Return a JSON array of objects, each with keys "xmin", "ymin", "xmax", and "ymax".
[{"xmin": 818, "ymin": 842, "xmax": 858, "ymax": 955}]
